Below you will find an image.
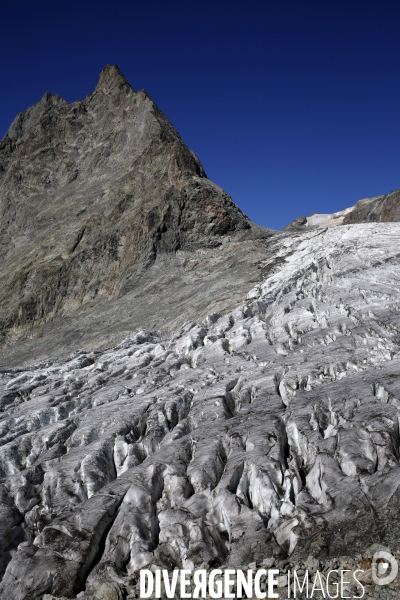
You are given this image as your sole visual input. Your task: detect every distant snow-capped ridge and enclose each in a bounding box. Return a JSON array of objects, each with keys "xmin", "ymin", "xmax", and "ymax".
[{"xmin": 285, "ymin": 187, "xmax": 400, "ymax": 230}]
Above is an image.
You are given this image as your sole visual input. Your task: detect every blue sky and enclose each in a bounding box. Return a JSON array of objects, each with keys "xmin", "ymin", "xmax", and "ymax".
[{"xmin": 1, "ymin": 0, "xmax": 400, "ymax": 230}]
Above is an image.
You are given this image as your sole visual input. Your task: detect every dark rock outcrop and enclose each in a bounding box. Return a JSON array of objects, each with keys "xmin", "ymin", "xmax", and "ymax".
[{"xmin": 283, "ymin": 215, "xmax": 307, "ymax": 230}]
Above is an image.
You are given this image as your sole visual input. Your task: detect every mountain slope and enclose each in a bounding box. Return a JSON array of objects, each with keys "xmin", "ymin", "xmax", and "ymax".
[
  {"xmin": 3, "ymin": 67, "xmax": 400, "ymax": 599},
  {"xmin": 285, "ymin": 188, "xmax": 400, "ymax": 230},
  {"xmin": 0, "ymin": 65, "xmax": 257, "ymax": 364},
  {"xmin": 1, "ymin": 223, "xmax": 400, "ymax": 598},
  {"xmin": 343, "ymin": 188, "xmax": 400, "ymax": 224}
]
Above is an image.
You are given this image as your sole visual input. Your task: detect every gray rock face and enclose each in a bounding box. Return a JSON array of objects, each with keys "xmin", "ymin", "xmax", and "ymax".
[
  {"xmin": 0, "ymin": 231, "xmax": 272, "ymax": 369},
  {"xmin": 0, "ymin": 65, "xmax": 253, "ymax": 362},
  {"xmin": 1, "ymin": 223, "xmax": 400, "ymax": 598},
  {"xmin": 343, "ymin": 188, "xmax": 400, "ymax": 224}
]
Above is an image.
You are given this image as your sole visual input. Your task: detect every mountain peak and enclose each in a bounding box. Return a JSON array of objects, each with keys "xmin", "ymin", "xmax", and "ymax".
[
  {"xmin": 96, "ymin": 64, "xmax": 133, "ymax": 93},
  {"xmin": 0, "ymin": 66, "xmax": 254, "ymax": 361}
]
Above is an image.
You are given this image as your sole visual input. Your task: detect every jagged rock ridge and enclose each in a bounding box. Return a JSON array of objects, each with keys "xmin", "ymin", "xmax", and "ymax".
[{"xmin": 0, "ymin": 65, "xmax": 252, "ymax": 358}]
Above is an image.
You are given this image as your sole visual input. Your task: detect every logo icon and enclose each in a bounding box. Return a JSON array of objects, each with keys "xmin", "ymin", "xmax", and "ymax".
[{"xmin": 372, "ymin": 551, "xmax": 398, "ymax": 586}]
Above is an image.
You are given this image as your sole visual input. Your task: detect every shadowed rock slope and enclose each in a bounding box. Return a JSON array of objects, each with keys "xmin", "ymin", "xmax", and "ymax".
[{"xmin": 0, "ymin": 65, "xmax": 265, "ymax": 366}]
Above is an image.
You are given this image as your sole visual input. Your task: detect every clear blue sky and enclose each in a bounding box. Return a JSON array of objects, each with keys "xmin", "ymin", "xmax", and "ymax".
[{"xmin": 1, "ymin": 1, "xmax": 400, "ymax": 230}]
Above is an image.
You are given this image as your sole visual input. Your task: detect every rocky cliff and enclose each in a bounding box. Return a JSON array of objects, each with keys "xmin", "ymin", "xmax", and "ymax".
[{"xmin": 0, "ymin": 65, "xmax": 261, "ymax": 366}]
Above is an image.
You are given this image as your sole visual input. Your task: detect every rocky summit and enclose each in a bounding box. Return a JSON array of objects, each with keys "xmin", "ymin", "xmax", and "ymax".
[
  {"xmin": 1, "ymin": 68, "xmax": 400, "ymax": 599},
  {"xmin": 0, "ymin": 65, "xmax": 268, "ymax": 367}
]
